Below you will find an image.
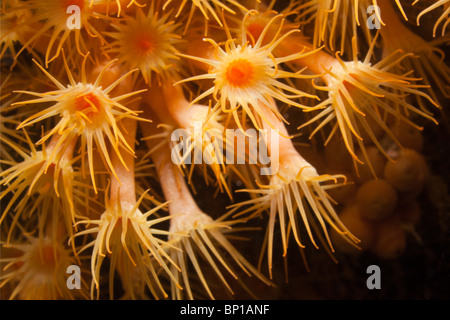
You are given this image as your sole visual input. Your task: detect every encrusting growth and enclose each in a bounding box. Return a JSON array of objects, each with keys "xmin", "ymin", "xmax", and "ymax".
[{"xmin": 0, "ymin": 0, "xmax": 447, "ymax": 300}]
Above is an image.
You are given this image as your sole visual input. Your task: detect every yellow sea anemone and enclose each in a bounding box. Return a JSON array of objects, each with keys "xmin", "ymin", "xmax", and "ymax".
[
  {"xmin": 0, "ymin": 229, "xmax": 86, "ymax": 300},
  {"xmin": 0, "ymin": 1, "xmax": 35, "ymax": 65},
  {"xmin": 416, "ymin": 0, "xmax": 450, "ymax": 37},
  {"xmin": 75, "ymin": 190, "xmax": 180, "ymax": 299},
  {"xmin": 176, "ymin": 10, "xmax": 320, "ymax": 132},
  {"xmin": 13, "ymin": 54, "xmax": 146, "ymax": 193},
  {"xmin": 0, "ymin": 131, "xmax": 78, "ymax": 243},
  {"xmin": 163, "ymin": 0, "xmax": 248, "ymax": 28},
  {"xmin": 295, "ymin": 35, "xmax": 439, "ymax": 173}
]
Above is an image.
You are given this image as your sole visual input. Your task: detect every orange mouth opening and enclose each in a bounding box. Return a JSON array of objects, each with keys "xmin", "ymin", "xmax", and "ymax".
[
  {"xmin": 75, "ymin": 92, "xmax": 101, "ymax": 118},
  {"xmin": 64, "ymin": 0, "xmax": 85, "ymax": 10},
  {"xmin": 226, "ymin": 59, "xmax": 255, "ymax": 87}
]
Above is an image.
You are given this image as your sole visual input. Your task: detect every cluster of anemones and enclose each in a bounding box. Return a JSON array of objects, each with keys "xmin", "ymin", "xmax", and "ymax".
[{"xmin": 0, "ymin": 0, "xmax": 448, "ymax": 300}]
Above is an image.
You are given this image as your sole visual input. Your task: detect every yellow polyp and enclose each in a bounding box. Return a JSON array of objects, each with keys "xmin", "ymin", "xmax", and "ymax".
[{"xmin": 177, "ymin": 10, "xmax": 321, "ymax": 132}]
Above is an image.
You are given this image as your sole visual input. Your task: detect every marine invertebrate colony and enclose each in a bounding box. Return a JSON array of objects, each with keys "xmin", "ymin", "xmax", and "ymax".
[{"xmin": 0, "ymin": 0, "xmax": 448, "ymax": 300}]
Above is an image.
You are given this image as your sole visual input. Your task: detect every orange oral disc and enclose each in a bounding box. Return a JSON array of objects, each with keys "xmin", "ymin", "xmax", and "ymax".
[{"xmin": 226, "ymin": 59, "xmax": 254, "ymax": 87}]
